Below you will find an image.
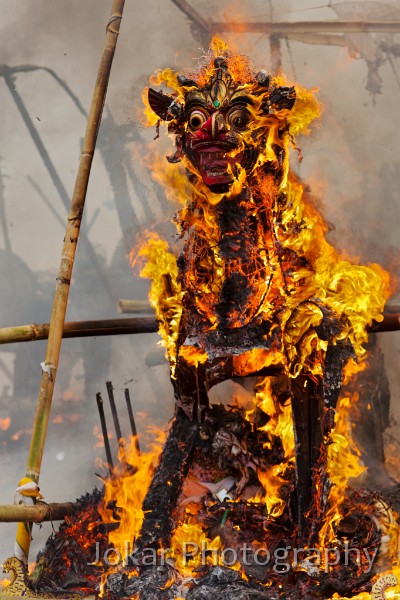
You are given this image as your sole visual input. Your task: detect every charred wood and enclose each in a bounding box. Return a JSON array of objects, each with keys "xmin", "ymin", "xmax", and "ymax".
[
  {"xmin": 96, "ymin": 392, "xmax": 114, "ymax": 475},
  {"xmin": 124, "ymin": 388, "xmax": 140, "ymax": 454},
  {"xmin": 105, "ymin": 381, "xmax": 126, "ymax": 461},
  {"xmin": 136, "ymin": 410, "xmax": 198, "ymax": 553}
]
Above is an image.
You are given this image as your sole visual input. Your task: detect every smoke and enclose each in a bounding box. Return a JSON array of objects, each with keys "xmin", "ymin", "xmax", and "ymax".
[{"xmin": 0, "ymin": 0, "xmax": 399, "ymax": 568}]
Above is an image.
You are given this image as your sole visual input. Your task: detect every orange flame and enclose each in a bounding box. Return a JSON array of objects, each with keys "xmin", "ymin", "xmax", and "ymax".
[
  {"xmin": 99, "ymin": 429, "xmax": 166, "ymax": 559},
  {"xmin": 244, "ymin": 378, "xmax": 295, "ymax": 518}
]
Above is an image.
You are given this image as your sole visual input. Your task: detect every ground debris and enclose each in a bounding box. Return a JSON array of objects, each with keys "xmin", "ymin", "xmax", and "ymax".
[{"xmin": 31, "ymin": 489, "xmax": 106, "ymax": 594}]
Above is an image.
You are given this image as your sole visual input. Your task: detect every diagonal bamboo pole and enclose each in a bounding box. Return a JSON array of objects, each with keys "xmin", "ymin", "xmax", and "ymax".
[
  {"xmin": 16, "ymin": 0, "xmax": 126, "ymax": 562},
  {"xmin": 2, "ymin": 69, "xmax": 117, "ymax": 308},
  {"xmin": 170, "ymin": 0, "xmax": 211, "ymax": 46}
]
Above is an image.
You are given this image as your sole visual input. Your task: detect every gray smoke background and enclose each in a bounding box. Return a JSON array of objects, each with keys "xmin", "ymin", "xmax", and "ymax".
[{"xmin": 0, "ymin": 0, "xmax": 399, "ymax": 567}]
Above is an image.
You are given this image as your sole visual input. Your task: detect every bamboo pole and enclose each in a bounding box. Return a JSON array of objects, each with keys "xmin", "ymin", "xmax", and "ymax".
[
  {"xmin": 170, "ymin": 0, "xmax": 211, "ymax": 46},
  {"xmin": 210, "ymin": 20, "xmax": 400, "ymax": 34},
  {"xmin": 284, "ymin": 33, "xmax": 349, "ymax": 48},
  {"xmin": 18, "ymin": 0, "xmax": 126, "ymax": 561},
  {"xmin": 0, "ymin": 317, "xmax": 158, "ymax": 345},
  {"xmin": 368, "ymin": 314, "xmax": 400, "ymax": 333},
  {"xmin": 118, "ymin": 299, "xmax": 152, "ymax": 313},
  {"xmin": 0, "ymin": 313, "xmax": 397, "ymax": 347},
  {"xmin": 0, "ymin": 502, "xmax": 74, "ymax": 523}
]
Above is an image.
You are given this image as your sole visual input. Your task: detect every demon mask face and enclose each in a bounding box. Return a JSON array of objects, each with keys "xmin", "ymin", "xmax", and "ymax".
[{"xmin": 147, "ymin": 55, "xmax": 296, "ymax": 193}]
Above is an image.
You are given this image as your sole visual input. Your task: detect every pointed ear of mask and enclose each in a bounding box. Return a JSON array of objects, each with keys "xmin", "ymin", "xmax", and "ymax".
[
  {"xmin": 148, "ymin": 88, "xmax": 183, "ymax": 121},
  {"xmin": 269, "ymin": 86, "xmax": 296, "ymax": 111}
]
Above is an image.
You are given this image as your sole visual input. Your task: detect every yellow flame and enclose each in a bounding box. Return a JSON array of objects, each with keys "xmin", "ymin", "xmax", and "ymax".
[
  {"xmin": 318, "ymin": 369, "xmax": 367, "ymax": 548},
  {"xmin": 132, "ymin": 234, "xmax": 184, "ymax": 376},
  {"xmin": 244, "ymin": 378, "xmax": 295, "ymax": 518},
  {"xmin": 99, "ymin": 430, "xmax": 166, "ymax": 559},
  {"xmin": 140, "ymin": 33, "xmax": 390, "ymax": 372},
  {"xmin": 170, "ymin": 518, "xmax": 224, "ymax": 577},
  {"xmin": 256, "ymin": 378, "xmax": 294, "ymax": 459}
]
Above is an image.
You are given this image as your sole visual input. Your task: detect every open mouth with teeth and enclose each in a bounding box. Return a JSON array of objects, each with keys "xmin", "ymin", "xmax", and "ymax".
[{"xmin": 193, "ymin": 144, "xmax": 242, "ymax": 191}]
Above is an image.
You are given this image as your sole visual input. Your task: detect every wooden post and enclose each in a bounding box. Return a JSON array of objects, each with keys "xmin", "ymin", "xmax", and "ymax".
[{"xmin": 16, "ymin": 0, "xmax": 126, "ymax": 562}]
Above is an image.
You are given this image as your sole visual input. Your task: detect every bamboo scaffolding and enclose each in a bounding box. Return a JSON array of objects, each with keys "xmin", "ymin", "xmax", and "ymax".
[
  {"xmin": 170, "ymin": 0, "xmax": 210, "ymax": 31},
  {"xmin": 285, "ymin": 33, "xmax": 349, "ymax": 47},
  {"xmin": 28, "ymin": 177, "xmax": 70, "ymax": 230},
  {"xmin": 0, "ymin": 64, "xmax": 87, "ymax": 116},
  {"xmin": 0, "ymin": 502, "xmax": 74, "ymax": 523},
  {"xmin": 170, "ymin": 0, "xmax": 400, "ymax": 39},
  {"xmin": 17, "ymin": 0, "xmax": 126, "ymax": 561}
]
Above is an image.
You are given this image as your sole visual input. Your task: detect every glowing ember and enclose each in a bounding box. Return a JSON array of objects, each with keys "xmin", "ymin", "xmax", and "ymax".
[{"xmin": 0, "ymin": 417, "xmax": 11, "ymax": 431}]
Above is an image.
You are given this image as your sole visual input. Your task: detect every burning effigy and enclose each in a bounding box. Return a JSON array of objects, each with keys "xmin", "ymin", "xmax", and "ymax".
[{"xmin": 2, "ymin": 37, "xmax": 400, "ymax": 600}]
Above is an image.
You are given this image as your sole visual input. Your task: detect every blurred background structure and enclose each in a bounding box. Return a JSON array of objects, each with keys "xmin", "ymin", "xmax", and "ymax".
[{"xmin": 0, "ymin": 0, "xmax": 399, "ymax": 563}]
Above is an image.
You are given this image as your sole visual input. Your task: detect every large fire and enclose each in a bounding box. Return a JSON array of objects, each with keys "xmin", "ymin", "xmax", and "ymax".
[
  {"xmin": 7, "ymin": 37, "xmax": 398, "ymax": 600},
  {"xmin": 94, "ymin": 386, "xmax": 399, "ymax": 597},
  {"xmin": 114, "ymin": 36, "xmax": 400, "ymax": 596}
]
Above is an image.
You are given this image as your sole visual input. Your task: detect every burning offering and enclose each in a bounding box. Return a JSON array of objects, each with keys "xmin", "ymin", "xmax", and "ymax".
[{"xmin": 3, "ymin": 37, "xmax": 399, "ymax": 600}]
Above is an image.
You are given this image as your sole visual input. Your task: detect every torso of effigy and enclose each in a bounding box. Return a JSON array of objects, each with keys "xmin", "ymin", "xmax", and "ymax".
[{"xmin": 177, "ymin": 183, "xmax": 304, "ymax": 358}]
